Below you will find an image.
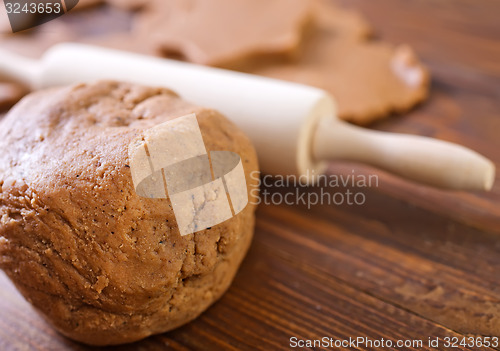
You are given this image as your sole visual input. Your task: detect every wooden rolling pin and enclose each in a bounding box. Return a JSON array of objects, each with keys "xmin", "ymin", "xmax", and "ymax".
[{"xmin": 0, "ymin": 43, "xmax": 495, "ymax": 191}]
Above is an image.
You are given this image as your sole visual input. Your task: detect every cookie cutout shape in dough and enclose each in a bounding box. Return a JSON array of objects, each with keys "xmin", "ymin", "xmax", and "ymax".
[
  {"xmin": 311, "ymin": 0, "xmax": 373, "ymax": 41},
  {"xmin": 252, "ymin": 41, "xmax": 429, "ymax": 124},
  {"xmin": 80, "ymin": 32, "xmax": 157, "ymax": 56},
  {"xmin": 246, "ymin": 0, "xmax": 429, "ymax": 124},
  {"xmin": 134, "ymin": 0, "xmax": 314, "ymax": 66}
]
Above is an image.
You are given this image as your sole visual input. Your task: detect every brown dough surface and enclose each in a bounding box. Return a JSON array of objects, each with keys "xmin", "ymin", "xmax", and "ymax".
[
  {"xmin": 135, "ymin": 0, "xmax": 313, "ymax": 66},
  {"xmin": 106, "ymin": 0, "xmax": 150, "ymax": 11},
  {"xmin": 0, "ymin": 81, "xmax": 28, "ymax": 111},
  {"xmin": 245, "ymin": 0, "xmax": 430, "ymax": 124},
  {"xmin": 0, "ymin": 21, "xmax": 77, "ymax": 58},
  {"xmin": 312, "ymin": 0, "xmax": 372, "ymax": 41},
  {"xmin": 80, "ymin": 32, "xmax": 156, "ymax": 56},
  {"xmin": 0, "ymin": 81, "xmax": 259, "ymax": 346}
]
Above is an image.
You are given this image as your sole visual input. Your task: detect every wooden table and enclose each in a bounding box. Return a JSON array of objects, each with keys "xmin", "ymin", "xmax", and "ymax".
[{"xmin": 1, "ymin": 0, "xmax": 500, "ymax": 349}]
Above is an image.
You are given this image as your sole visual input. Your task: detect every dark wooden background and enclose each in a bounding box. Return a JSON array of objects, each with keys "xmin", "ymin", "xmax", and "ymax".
[{"xmin": 1, "ymin": 0, "xmax": 500, "ymax": 349}]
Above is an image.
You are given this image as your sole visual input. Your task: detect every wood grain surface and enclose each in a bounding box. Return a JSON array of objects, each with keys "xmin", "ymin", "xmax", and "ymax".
[{"xmin": 1, "ymin": 0, "xmax": 500, "ymax": 350}]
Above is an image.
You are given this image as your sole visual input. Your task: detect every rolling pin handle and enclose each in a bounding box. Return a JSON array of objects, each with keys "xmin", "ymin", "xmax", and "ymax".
[
  {"xmin": 0, "ymin": 49, "xmax": 40, "ymax": 89},
  {"xmin": 313, "ymin": 117, "xmax": 496, "ymax": 191}
]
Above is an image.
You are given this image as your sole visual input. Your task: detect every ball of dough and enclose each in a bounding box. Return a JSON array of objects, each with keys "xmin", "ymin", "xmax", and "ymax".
[{"xmin": 0, "ymin": 81, "xmax": 259, "ymax": 345}]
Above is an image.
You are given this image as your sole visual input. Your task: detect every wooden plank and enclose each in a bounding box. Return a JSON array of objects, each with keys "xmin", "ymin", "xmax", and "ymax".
[
  {"xmin": 255, "ymin": 188, "xmax": 500, "ymax": 339},
  {"xmin": 339, "ymin": 0, "xmax": 500, "ymax": 76}
]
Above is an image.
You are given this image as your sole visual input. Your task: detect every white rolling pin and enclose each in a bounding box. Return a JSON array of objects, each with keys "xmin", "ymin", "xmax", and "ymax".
[{"xmin": 0, "ymin": 43, "xmax": 495, "ymax": 191}]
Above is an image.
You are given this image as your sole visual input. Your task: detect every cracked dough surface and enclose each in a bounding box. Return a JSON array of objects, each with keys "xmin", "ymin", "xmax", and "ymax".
[{"xmin": 0, "ymin": 81, "xmax": 259, "ymax": 346}]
